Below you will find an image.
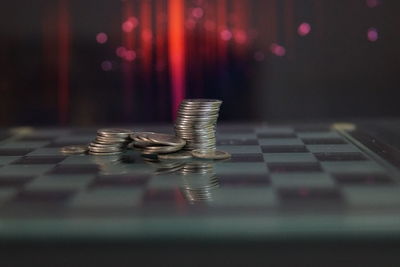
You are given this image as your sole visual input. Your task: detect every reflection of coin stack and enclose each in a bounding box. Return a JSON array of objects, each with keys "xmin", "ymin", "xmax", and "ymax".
[
  {"xmin": 91, "ymin": 155, "xmax": 128, "ymax": 175},
  {"xmin": 179, "ymin": 161, "xmax": 219, "ymax": 202}
]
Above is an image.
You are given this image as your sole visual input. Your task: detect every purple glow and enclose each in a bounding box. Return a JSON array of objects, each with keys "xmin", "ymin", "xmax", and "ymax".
[
  {"xmin": 96, "ymin": 32, "xmax": 108, "ymax": 44},
  {"xmin": 254, "ymin": 51, "xmax": 265, "ymax": 61},
  {"xmin": 101, "ymin": 61, "xmax": 112, "ymax": 71},
  {"xmin": 367, "ymin": 27, "xmax": 378, "ymax": 42},
  {"xmin": 297, "ymin": 22, "xmax": 311, "ymax": 36},
  {"xmin": 366, "ymin": 0, "xmax": 380, "ymax": 8},
  {"xmin": 270, "ymin": 43, "xmax": 286, "ymax": 57},
  {"xmin": 116, "ymin": 46, "xmax": 126, "ymax": 58},
  {"xmin": 220, "ymin": 29, "xmax": 232, "ymax": 41}
]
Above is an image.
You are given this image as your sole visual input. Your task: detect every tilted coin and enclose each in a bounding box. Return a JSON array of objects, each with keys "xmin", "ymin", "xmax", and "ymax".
[
  {"xmin": 89, "ymin": 151, "xmax": 123, "ymax": 156},
  {"xmin": 60, "ymin": 145, "xmax": 88, "ymax": 155},
  {"xmin": 97, "ymin": 128, "xmax": 133, "ymax": 138},
  {"xmin": 158, "ymin": 151, "xmax": 193, "ymax": 160},
  {"xmin": 191, "ymin": 149, "xmax": 231, "ymax": 160},
  {"xmin": 146, "ymin": 133, "xmax": 186, "ymax": 146},
  {"xmin": 143, "ymin": 144, "xmax": 184, "ymax": 154}
]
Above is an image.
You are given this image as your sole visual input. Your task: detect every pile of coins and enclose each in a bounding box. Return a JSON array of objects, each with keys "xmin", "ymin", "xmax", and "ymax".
[
  {"xmin": 175, "ymin": 99, "xmax": 222, "ymax": 152},
  {"xmin": 131, "ymin": 132, "xmax": 186, "ymax": 156},
  {"xmin": 60, "ymin": 99, "xmax": 231, "ymax": 160},
  {"xmin": 88, "ymin": 128, "xmax": 132, "ymax": 155}
]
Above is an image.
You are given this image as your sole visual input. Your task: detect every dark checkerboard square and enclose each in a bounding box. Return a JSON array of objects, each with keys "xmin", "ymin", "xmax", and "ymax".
[
  {"xmin": 333, "ymin": 173, "xmax": 395, "ymax": 185},
  {"xmin": 16, "ymin": 136, "xmax": 56, "ymax": 142},
  {"xmin": 302, "ymin": 138, "xmax": 347, "ymax": 145},
  {"xmin": 0, "ymin": 175, "xmax": 33, "ymax": 188},
  {"xmin": 0, "ymin": 133, "xmax": 10, "ymax": 142},
  {"xmin": 218, "ymin": 128, "xmax": 254, "ymax": 134},
  {"xmin": 314, "ymin": 152, "xmax": 367, "ymax": 161},
  {"xmin": 12, "ymin": 156, "xmax": 67, "ymax": 165},
  {"xmin": 90, "ymin": 174, "xmax": 149, "ymax": 188},
  {"xmin": 230, "ymin": 153, "xmax": 264, "ymax": 162},
  {"xmin": 49, "ymin": 164, "xmax": 99, "ymax": 175},
  {"xmin": 257, "ymin": 132, "xmax": 297, "ymax": 139},
  {"xmin": 142, "ymin": 188, "xmax": 183, "ymax": 204},
  {"xmin": 46, "ymin": 141, "xmax": 89, "ymax": 148},
  {"xmin": 13, "ymin": 189, "xmax": 75, "ymax": 203},
  {"xmin": 217, "ymin": 139, "xmax": 258, "ymax": 145},
  {"xmin": 278, "ymin": 187, "xmax": 342, "ymax": 202},
  {"xmin": 0, "ymin": 149, "xmax": 34, "ymax": 156},
  {"xmin": 294, "ymin": 125, "xmax": 330, "ymax": 132},
  {"xmin": 267, "ymin": 162, "xmax": 322, "ymax": 173},
  {"xmin": 261, "ymin": 145, "xmax": 308, "ymax": 153},
  {"xmin": 219, "ymin": 174, "xmax": 270, "ymax": 186}
]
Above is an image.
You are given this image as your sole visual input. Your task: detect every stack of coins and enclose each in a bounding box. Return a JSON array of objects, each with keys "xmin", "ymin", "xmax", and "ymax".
[
  {"xmin": 88, "ymin": 128, "xmax": 132, "ymax": 155},
  {"xmin": 174, "ymin": 99, "xmax": 222, "ymax": 152},
  {"xmin": 131, "ymin": 132, "xmax": 186, "ymax": 156}
]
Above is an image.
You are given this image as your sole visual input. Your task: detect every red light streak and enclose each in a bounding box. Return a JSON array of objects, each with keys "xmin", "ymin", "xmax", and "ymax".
[
  {"xmin": 140, "ymin": 0, "xmax": 152, "ymax": 77},
  {"xmin": 58, "ymin": 0, "xmax": 70, "ymax": 124},
  {"xmin": 168, "ymin": 0, "xmax": 186, "ymax": 119}
]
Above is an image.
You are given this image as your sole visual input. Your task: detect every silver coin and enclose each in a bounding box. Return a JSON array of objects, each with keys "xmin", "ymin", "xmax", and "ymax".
[
  {"xmin": 143, "ymin": 145, "xmax": 184, "ymax": 154},
  {"xmin": 97, "ymin": 128, "xmax": 132, "ymax": 138},
  {"xmin": 191, "ymin": 149, "xmax": 231, "ymax": 160},
  {"xmin": 60, "ymin": 145, "xmax": 88, "ymax": 155},
  {"xmin": 146, "ymin": 133, "xmax": 186, "ymax": 146},
  {"xmin": 158, "ymin": 151, "xmax": 193, "ymax": 160},
  {"xmin": 89, "ymin": 151, "xmax": 123, "ymax": 156}
]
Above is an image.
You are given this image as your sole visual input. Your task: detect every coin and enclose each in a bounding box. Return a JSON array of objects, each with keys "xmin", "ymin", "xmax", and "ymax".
[
  {"xmin": 97, "ymin": 128, "xmax": 133, "ymax": 138},
  {"xmin": 158, "ymin": 151, "xmax": 193, "ymax": 160},
  {"xmin": 145, "ymin": 133, "xmax": 186, "ymax": 146},
  {"xmin": 60, "ymin": 145, "xmax": 88, "ymax": 155},
  {"xmin": 191, "ymin": 149, "xmax": 231, "ymax": 160}
]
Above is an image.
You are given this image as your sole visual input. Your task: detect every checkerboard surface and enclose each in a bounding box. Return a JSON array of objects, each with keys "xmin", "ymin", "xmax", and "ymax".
[{"xmin": 0, "ymin": 124, "xmax": 399, "ymax": 240}]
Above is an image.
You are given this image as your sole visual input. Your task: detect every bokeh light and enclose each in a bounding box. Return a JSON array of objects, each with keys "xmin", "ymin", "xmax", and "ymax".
[
  {"xmin": 220, "ymin": 29, "xmax": 232, "ymax": 41},
  {"xmin": 122, "ymin": 16, "xmax": 139, "ymax": 33},
  {"xmin": 124, "ymin": 50, "xmax": 136, "ymax": 61},
  {"xmin": 96, "ymin": 32, "xmax": 108, "ymax": 44},
  {"xmin": 101, "ymin": 60, "xmax": 112, "ymax": 71},
  {"xmin": 116, "ymin": 46, "xmax": 126, "ymax": 58},
  {"xmin": 234, "ymin": 30, "xmax": 248, "ymax": 44},
  {"xmin": 270, "ymin": 43, "xmax": 286, "ymax": 56},
  {"xmin": 367, "ymin": 27, "xmax": 378, "ymax": 42},
  {"xmin": 297, "ymin": 22, "xmax": 311, "ymax": 36},
  {"xmin": 366, "ymin": 0, "xmax": 380, "ymax": 8},
  {"xmin": 192, "ymin": 7, "xmax": 204, "ymax": 19}
]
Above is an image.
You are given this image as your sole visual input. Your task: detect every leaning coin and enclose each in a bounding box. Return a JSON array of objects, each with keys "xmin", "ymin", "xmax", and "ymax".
[
  {"xmin": 191, "ymin": 149, "xmax": 231, "ymax": 160},
  {"xmin": 89, "ymin": 151, "xmax": 123, "ymax": 156},
  {"xmin": 158, "ymin": 151, "xmax": 193, "ymax": 160},
  {"xmin": 97, "ymin": 128, "xmax": 133, "ymax": 137},
  {"xmin": 146, "ymin": 133, "xmax": 186, "ymax": 146},
  {"xmin": 60, "ymin": 145, "xmax": 88, "ymax": 155}
]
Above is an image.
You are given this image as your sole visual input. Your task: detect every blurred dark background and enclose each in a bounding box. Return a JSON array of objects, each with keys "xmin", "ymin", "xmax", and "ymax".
[{"xmin": 0, "ymin": 0, "xmax": 399, "ymax": 126}]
